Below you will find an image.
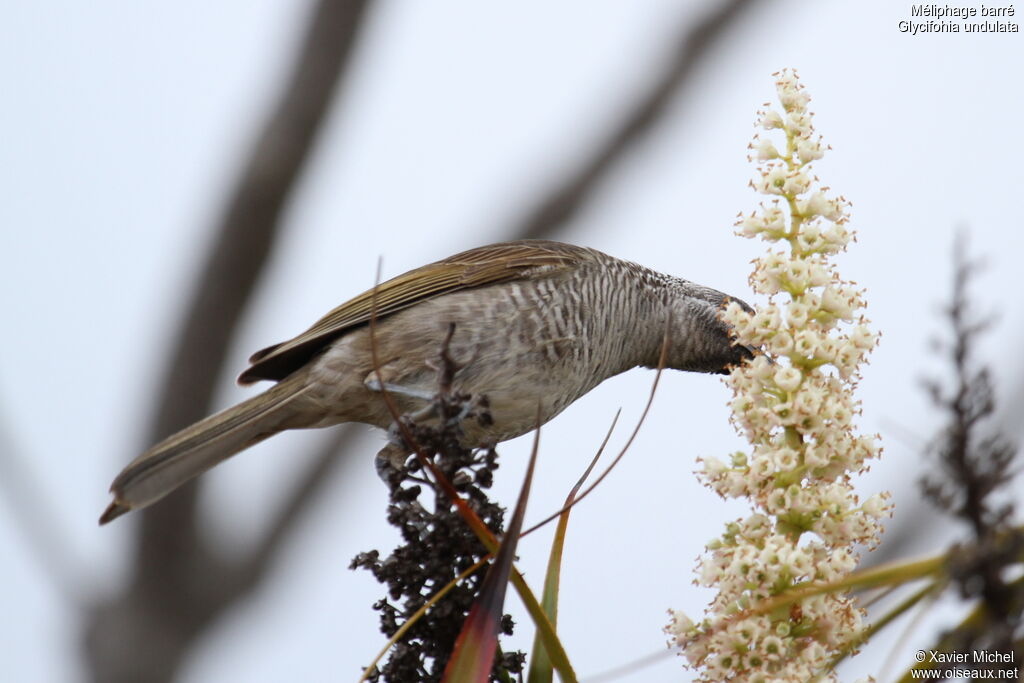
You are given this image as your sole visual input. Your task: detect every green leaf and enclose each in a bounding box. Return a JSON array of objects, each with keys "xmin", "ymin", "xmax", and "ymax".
[{"xmin": 527, "ymin": 416, "xmax": 612, "ymax": 683}]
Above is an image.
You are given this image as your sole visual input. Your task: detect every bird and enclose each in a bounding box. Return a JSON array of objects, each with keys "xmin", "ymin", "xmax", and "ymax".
[{"xmin": 99, "ymin": 239, "xmax": 753, "ymax": 524}]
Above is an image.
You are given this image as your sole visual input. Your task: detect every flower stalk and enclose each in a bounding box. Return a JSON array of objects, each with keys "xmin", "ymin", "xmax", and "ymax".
[{"xmin": 667, "ymin": 70, "xmax": 889, "ymax": 682}]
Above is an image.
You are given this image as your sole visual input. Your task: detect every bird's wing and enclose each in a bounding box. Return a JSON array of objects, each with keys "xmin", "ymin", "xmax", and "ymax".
[{"xmin": 238, "ymin": 240, "xmax": 594, "ymax": 384}]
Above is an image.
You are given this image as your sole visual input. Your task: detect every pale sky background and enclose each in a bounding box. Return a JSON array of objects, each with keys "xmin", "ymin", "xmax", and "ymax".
[{"xmin": 2, "ymin": 1, "xmax": 1022, "ymax": 681}]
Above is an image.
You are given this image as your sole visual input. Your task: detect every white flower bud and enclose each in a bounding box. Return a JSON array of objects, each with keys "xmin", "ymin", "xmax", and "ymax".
[
  {"xmin": 851, "ymin": 324, "xmax": 876, "ymax": 350},
  {"xmin": 702, "ymin": 456, "xmax": 727, "ymax": 476},
  {"xmin": 773, "ymin": 447, "xmax": 799, "ymax": 471},
  {"xmin": 796, "ymin": 224, "xmax": 824, "ymax": 253},
  {"xmin": 785, "ymin": 302, "xmax": 809, "ymax": 328},
  {"xmin": 773, "ymin": 366, "xmax": 803, "ymax": 392},
  {"xmin": 796, "ymin": 137, "xmax": 824, "ymax": 163},
  {"xmin": 759, "ymin": 109, "xmax": 785, "ymax": 130},
  {"xmin": 795, "ymin": 384, "xmax": 825, "ymax": 417},
  {"xmin": 782, "ymin": 169, "xmax": 812, "ymax": 196},
  {"xmin": 804, "ymin": 443, "xmax": 831, "ymax": 468},
  {"xmin": 738, "ymin": 214, "xmax": 764, "ymax": 237},
  {"xmin": 793, "ymin": 329, "xmax": 820, "ymax": 357},
  {"xmin": 807, "ymin": 261, "xmax": 830, "ymax": 287},
  {"xmin": 667, "ymin": 610, "xmax": 696, "ymax": 638},
  {"xmin": 750, "ymin": 454, "xmax": 775, "ymax": 478},
  {"xmin": 798, "ymin": 191, "xmax": 831, "ymax": 219},
  {"xmin": 862, "ymin": 493, "xmax": 891, "ymax": 519},
  {"xmin": 787, "ymin": 112, "xmax": 813, "ymax": 136},
  {"xmin": 755, "ymin": 165, "xmax": 787, "ymax": 195},
  {"xmin": 821, "ymin": 286, "xmax": 854, "ymax": 320},
  {"xmin": 753, "ymin": 138, "xmax": 780, "ymax": 160},
  {"xmin": 784, "ymin": 259, "xmax": 810, "ymax": 291},
  {"xmin": 776, "ymin": 74, "xmax": 811, "ymax": 114},
  {"xmin": 769, "ymin": 330, "xmax": 794, "ymax": 355}
]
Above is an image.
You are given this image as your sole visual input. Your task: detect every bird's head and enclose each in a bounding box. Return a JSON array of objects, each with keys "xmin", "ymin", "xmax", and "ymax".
[{"xmin": 653, "ymin": 283, "xmax": 756, "ymax": 375}]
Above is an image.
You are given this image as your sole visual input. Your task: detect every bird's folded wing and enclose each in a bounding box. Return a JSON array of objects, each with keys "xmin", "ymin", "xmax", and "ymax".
[{"xmin": 238, "ymin": 240, "xmax": 593, "ymax": 384}]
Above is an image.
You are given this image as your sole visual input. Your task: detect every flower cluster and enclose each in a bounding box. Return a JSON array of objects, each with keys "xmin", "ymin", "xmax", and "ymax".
[{"xmin": 667, "ymin": 70, "xmax": 889, "ymax": 682}]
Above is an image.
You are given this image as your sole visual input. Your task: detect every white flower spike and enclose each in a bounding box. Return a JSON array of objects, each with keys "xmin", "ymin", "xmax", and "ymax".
[{"xmin": 667, "ymin": 69, "xmax": 889, "ymax": 683}]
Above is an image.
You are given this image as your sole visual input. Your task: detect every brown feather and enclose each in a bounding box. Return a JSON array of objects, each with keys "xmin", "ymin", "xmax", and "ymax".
[{"xmin": 238, "ymin": 240, "xmax": 594, "ymax": 384}]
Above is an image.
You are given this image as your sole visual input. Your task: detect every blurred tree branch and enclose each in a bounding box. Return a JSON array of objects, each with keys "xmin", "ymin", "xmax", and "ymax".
[
  {"xmin": 894, "ymin": 236, "xmax": 1024, "ymax": 680},
  {"xmin": 83, "ymin": 2, "xmax": 371, "ymax": 681},
  {"xmin": 865, "ymin": 305, "xmax": 1024, "ymax": 572},
  {"xmin": 917, "ymin": 237, "xmax": 1023, "ymax": 661},
  {"xmin": 82, "ymin": 0, "xmax": 760, "ymax": 681},
  {"xmin": 517, "ymin": 0, "xmax": 756, "ymax": 239},
  {"xmin": 0, "ymin": 410, "xmax": 84, "ymax": 605}
]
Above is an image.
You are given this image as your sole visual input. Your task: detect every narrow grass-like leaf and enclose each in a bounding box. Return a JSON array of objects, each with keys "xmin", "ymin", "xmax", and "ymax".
[
  {"xmin": 527, "ymin": 413, "xmax": 617, "ymax": 683},
  {"xmin": 442, "ymin": 418, "xmax": 542, "ymax": 682},
  {"xmin": 894, "ymin": 572, "xmax": 1024, "ymax": 683}
]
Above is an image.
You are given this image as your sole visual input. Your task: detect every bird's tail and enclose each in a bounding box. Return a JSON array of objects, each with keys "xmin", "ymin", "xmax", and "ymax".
[{"xmin": 99, "ymin": 374, "xmax": 312, "ymax": 525}]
